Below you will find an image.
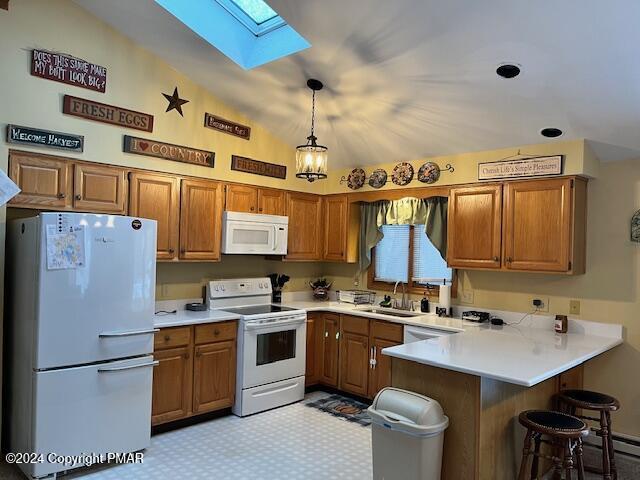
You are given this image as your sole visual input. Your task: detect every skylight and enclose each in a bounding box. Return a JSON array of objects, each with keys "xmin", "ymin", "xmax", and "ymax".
[{"xmin": 216, "ymin": 0, "xmax": 286, "ymax": 37}]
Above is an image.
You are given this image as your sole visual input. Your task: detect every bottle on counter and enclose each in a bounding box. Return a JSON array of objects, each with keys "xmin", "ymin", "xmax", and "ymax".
[
  {"xmin": 554, "ymin": 314, "xmax": 568, "ymax": 333},
  {"xmin": 420, "ymin": 292, "xmax": 430, "ymax": 313}
]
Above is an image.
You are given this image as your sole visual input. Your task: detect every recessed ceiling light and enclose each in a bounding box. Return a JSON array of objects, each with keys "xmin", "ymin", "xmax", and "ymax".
[
  {"xmin": 540, "ymin": 127, "xmax": 563, "ymax": 138},
  {"xmin": 496, "ymin": 63, "xmax": 521, "ymax": 79}
]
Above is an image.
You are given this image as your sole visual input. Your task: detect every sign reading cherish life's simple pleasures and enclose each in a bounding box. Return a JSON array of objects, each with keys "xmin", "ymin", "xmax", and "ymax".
[
  {"xmin": 204, "ymin": 113, "xmax": 251, "ymax": 140},
  {"xmin": 6, "ymin": 124, "xmax": 84, "ymax": 152},
  {"xmin": 31, "ymin": 49, "xmax": 107, "ymax": 93},
  {"xmin": 63, "ymin": 95, "xmax": 154, "ymax": 132},
  {"xmin": 123, "ymin": 136, "xmax": 215, "ymax": 168},
  {"xmin": 231, "ymin": 155, "xmax": 286, "ymax": 179},
  {"xmin": 478, "ymin": 155, "xmax": 563, "ymax": 181}
]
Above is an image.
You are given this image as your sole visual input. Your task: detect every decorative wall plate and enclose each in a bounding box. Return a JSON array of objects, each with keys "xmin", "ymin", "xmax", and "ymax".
[
  {"xmin": 368, "ymin": 169, "xmax": 388, "ymax": 189},
  {"xmin": 632, "ymin": 210, "xmax": 640, "ymax": 242},
  {"xmin": 418, "ymin": 162, "xmax": 441, "ymax": 184},
  {"xmin": 392, "ymin": 162, "xmax": 414, "ymax": 186},
  {"xmin": 347, "ymin": 168, "xmax": 366, "ymax": 190}
]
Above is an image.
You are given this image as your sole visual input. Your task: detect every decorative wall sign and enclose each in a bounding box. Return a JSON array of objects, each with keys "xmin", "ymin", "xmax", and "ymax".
[
  {"xmin": 478, "ymin": 155, "xmax": 563, "ymax": 181},
  {"xmin": 162, "ymin": 87, "xmax": 189, "ymax": 117},
  {"xmin": 231, "ymin": 155, "xmax": 286, "ymax": 179},
  {"xmin": 6, "ymin": 124, "xmax": 84, "ymax": 152},
  {"xmin": 204, "ymin": 113, "xmax": 251, "ymax": 140},
  {"xmin": 63, "ymin": 95, "xmax": 153, "ymax": 132},
  {"xmin": 632, "ymin": 210, "xmax": 640, "ymax": 242},
  {"xmin": 31, "ymin": 49, "xmax": 107, "ymax": 93},
  {"xmin": 124, "ymin": 136, "xmax": 214, "ymax": 168}
]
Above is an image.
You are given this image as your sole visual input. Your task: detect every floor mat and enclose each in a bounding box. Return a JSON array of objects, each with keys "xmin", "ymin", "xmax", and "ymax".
[{"xmin": 304, "ymin": 393, "xmax": 372, "ymax": 426}]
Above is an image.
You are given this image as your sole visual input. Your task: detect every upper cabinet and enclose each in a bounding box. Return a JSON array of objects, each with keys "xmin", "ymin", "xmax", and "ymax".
[
  {"xmin": 225, "ymin": 184, "xmax": 285, "ymax": 216},
  {"xmin": 179, "ymin": 179, "xmax": 223, "ymax": 261},
  {"xmin": 284, "ymin": 191, "xmax": 323, "ymax": 261},
  {"xmin": 129, "ymin": 172, "xmax": 180, "ymax": 260},
  {"xmin": 447, "ymin": 177, "xmax": 587, "ymax": 274},
  {"xmin": 73, "ymin": 163, "xmax": 127, "ymax": 214},
  {"xmin": 9, "ymin": 150, "xmax": 72, "ymax": 209},
  {"xmin": 322, "ymin": 195, "xmax": 359, "ymax": 263},
  {"xmin": 503, "ymin": 178, "xmax": 585, "ymax": 273},
  {"xmin": 447, "ymin": 184, "xmax": 503, "ymax": 269}
]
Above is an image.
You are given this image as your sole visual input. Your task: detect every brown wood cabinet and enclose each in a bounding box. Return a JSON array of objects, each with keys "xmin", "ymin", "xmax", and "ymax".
[
  {"xmin": 305, "ymin": 313, "xmax": 323, "ymax": 386},
  {"xmin": 285, "ymin": 192, "xmax": 323, "ymax": 261},
  {"xmin": 338, "ymin": 324, "xmax": 370, "ymax": 397},
  {"xmin": 193, "ymin": 340, "xmax": 236, "ymax": 413},
  {"xmin": 179, "ymin": 179, "xmax": 223, "ymax": 261},
  {"xmin": 447, "ymin": 184, "xmax": 503, "ymax": 269},
  {"xmin": 225, "ymin": 184, "xmax": 285, "ymax": 215},
  {"xmin": 152, "ymin": 321, "xmax": 237, "ymax": 426},
  {"xmin": 320, "ymin": 313, "xmax": 340, "ymax": 387},
  {"xmin": 8, "ymin": 150, "xmax": 73, "ymax": 209},
  {"xmin": 73, "ymin": 163, "xmax": 127, "ymax": 213},
  {"xmin": 129, "ymin": 172, "xmax": 180, "ymax": 260},
  {"xmin": 448, "ymin": 177, "xmax": 587, "ymax": 274},
  {"xmin": 322, "ymin": 195, "xmax": 359, "ymax": 262},
  {"xmin": 368, "ymin": 320, "xmax": 403, "ymax": 398}
]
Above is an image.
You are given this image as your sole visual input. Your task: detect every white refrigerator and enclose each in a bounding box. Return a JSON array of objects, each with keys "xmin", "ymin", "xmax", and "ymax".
[{"xmin": 6, "ymin": 213, "xmax": 157, "ymax": 479}]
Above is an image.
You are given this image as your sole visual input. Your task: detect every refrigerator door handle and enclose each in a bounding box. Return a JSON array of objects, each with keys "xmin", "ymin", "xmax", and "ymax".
[
  {"xmin": 99, "ymin": 328, "xmax": 159, "ymax": 338},
  {"xmin": 98, "ymin": 361, "xmax": 159, "ymax": 373}
]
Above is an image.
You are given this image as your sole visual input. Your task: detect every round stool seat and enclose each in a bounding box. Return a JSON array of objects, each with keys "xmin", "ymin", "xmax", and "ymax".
[
  {"xmin": 519, "ymin": 410, "xmax": 589, "ymax": 438},
  {"xmin": 558, "ymin": 389, "xmax": 620, "ymax": 411}
]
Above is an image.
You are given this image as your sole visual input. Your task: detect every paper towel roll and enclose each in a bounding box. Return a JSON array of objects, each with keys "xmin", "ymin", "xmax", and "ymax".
[{"xmin": 438, "ymin": 284, "xmax": 451, "ymax": 311}]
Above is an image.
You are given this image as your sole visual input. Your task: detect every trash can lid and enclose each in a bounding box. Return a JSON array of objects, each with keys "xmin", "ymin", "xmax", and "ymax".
[{"xmin": 367, "ymin": 387, "xmax": 449, "ymax": 437}]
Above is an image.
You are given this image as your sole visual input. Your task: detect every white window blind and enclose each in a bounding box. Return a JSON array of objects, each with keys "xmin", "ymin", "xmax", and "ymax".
[
  {"xmin": 412, "ymin": 224, "xmax": 452, "ymax": 284},
  {"xmin": 374, "ymin": 224, "xmax": 409, "ymax": 282}
]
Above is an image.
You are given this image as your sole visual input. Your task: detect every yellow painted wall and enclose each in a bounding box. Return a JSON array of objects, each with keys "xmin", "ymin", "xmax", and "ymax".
[{"xmin": 325, "ymin": 138, "xmax": 590, "ymax": 194}]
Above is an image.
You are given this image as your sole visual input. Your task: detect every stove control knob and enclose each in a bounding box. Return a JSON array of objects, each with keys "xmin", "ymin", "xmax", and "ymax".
[
  {"xmin": 258, "ymin": 283, "xmax": 263, "ymax": 289},
  {"xmin": 221, "ymin": 286, "xmax": 226, "ymax": 291}
]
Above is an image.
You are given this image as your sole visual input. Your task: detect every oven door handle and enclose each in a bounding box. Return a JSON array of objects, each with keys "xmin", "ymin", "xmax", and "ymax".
[{"xmin": 244, "ymin": 317, "xmax": 306, "ymax": 331}]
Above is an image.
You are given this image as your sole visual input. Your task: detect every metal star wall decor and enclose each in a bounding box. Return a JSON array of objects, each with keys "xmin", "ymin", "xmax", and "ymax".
[{"xmin": 162, "ymin": 87, "xmax": 189, "ymax": 117}]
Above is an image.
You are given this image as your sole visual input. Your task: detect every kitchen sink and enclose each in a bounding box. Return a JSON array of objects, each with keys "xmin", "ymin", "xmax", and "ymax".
[{"xmin": 357, "ymin": 307, "xmax": 424, "ymax": 318}]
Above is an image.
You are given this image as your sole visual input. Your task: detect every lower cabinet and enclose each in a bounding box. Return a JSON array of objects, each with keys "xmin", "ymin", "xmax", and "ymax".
[
  {"xmin": 304, "ymin": 313, "xmax": 403, "ymax": 399},
  {"xmin": 152, "ymin": 321, "xmax": 237, "ymax": 426}
]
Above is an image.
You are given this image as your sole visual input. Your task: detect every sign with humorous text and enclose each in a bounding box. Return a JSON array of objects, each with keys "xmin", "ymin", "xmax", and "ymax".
[
  {"xmin": 478, "ymin": 155, "xmax": 563, "ymax": 180},
  {"xmin": 31, "ymin": 49, "xmax": 107, "ymax": 93}
]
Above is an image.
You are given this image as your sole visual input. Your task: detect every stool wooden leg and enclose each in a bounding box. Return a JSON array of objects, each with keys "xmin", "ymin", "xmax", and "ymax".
[
  {"xmin": 563, "ymin": 441, "xmax": 574, "ymax": 480},
  {"xmin": 530, "ymin": 434, "xmax": 541, "ymax": 479},
  {"xmin": 575, "ymin": 438, "xmax": 586, "ymax": 480},
  {"xmin": 601, "ymin": 411, "xmax": 613, "ymax": 480},
  {"xmin": 605, "ymin": 411, "xmax": 617, "ymax": 480},
  {"xmin": 518, "ymin": 429, "xmax": 533, "ymax": 480},
  {"xmin": 552, "ymin": 439, "xmax": 564, "ymax": 480}
]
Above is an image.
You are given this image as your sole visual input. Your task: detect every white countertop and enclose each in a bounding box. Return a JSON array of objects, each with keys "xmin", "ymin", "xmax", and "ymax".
[{"xmin": 154, "ymin": 299, "xmax": 240, "ymax": 328}]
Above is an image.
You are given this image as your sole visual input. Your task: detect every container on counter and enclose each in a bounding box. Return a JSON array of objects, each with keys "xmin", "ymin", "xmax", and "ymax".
[{"xmin": 554, "ymin": 315, "xmax": 568, "ymax": 333}]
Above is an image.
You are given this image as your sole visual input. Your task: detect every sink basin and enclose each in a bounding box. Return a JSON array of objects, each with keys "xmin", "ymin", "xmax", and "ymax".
[{"xmin": 357, "ymin": 307, "xmax": 423, "ymax": 318}]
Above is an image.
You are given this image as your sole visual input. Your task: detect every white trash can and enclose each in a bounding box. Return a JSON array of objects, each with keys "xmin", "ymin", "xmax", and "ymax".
[{"xmin": 368, "ymin": 387, "xmax": 449, "ymax": 480}]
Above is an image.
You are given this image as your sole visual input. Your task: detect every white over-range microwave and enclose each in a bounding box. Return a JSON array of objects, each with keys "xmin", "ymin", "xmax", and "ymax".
[{"xmin": 221, "ymin": 211, "xmax": 289, "ymax": 255}]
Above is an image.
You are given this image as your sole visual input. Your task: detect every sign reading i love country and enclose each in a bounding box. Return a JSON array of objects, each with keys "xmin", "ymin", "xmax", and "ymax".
[{"xmin": 123, "ymin": 136, "xmax": 214, "ymax": 168}]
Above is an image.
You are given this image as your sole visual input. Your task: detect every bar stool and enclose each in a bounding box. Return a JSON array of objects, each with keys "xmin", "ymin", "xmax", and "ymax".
[
  {"xmin": 556, "ymin": 389, "xmax": 621, "ymax": 480},
  {"xmin": 517, "ymin": 410, "xmax": 589, "ymax": 480}
]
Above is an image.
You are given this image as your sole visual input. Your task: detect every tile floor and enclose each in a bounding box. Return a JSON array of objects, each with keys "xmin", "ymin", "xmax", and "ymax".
[{"xmin": 0, "ymin": 391, "xmax": 636, "ymax": 479}]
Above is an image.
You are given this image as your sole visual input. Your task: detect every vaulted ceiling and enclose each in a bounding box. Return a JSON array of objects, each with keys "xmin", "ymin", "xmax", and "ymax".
[{"xmin": 76, "ymin": 0, "xmax": 640, "ymax": 167}]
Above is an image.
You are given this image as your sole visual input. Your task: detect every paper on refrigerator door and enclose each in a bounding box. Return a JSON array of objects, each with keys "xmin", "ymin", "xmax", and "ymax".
[
  {"xmin": 46, "ymin": 224, "xmax": 86, "ymax": 270},
  {"xmin": 0, "ymin": 170, "xmax": 20, "ymax": 206}
]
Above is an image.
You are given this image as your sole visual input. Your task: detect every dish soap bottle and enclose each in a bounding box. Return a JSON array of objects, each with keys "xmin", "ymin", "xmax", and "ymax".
[{"xmin": 420, "ymin": 292, "xmax": 430, "ymax": 313}]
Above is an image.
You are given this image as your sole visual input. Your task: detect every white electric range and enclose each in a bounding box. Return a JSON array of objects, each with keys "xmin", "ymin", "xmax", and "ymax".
[{"xmin": 206, "ymin": 278, "xmax": 307, "ymax": 417}]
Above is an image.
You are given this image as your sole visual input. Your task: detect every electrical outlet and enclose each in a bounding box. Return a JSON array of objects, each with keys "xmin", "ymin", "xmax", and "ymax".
[
  {"xmin": 461, "ymin": 290, "xmax": 474, "ymax": 304},
  {"xmin": 569, "ymin": 300, "xmax": 581, "ymax": 315},
  {"xmin": 532, "ymin": 297, "xmax": 549, "ymax": 312},
  {"xmin": 161, "ymin": 284, "xmax": 169, "ymax": 298}
]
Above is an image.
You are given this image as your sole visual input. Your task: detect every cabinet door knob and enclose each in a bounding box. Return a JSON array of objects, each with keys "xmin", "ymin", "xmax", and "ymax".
[
  {"xmin": 259, "ymin": 208, "xmax": 263, "ymax": 212},
  {"xmin": 57, "ymin": 193, "xmax": 65, "ymax": 199},
  {"xmin": 168, "ymin": 248, "xmax": 175, "ymax": 254},
  {"xmin": 75, "ymin": 194, "xmax": 82, "ymax": 200},
  {"xmin": 213, "ymin": 329, "xmax": 220, "ymax": 336},
  {"xmin": 250, "ymin": 206, "xmax": 255, "ymax": 211},
  {"xmin": 325, "ymin": 331, "xmax": 329, "ymax": 338},
  {"xmin": 493, "ymin": 256, "xmax": 499, "ymax": 262},
  {"xmin": 507, "ymin": 257, "xmax": 513, "ymax": 263},
  {"xmin": 335, "ymin": 332, "xmax": 340, "ymax": 341},
  {"xmin": 164, "ymin": 335, "xmax": 170, "ymax": 342},
  {"xmin": 180, "ymin": 248, "xmax": 186, "ymax": 254}
]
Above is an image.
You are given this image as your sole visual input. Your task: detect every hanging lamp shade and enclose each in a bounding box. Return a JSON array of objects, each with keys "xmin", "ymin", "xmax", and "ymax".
[{"xmin": 296, "ymin": 79, "xmax": 328, "ymax": 182}]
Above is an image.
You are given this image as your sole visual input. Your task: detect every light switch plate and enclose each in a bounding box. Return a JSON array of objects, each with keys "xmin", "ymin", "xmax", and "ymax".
[
  {"xmin": 461, "ymin": 290, "xmax": 474, "ymax": 304},
  {"xmin": 569, "ymin": 300, "xmax": 581, "ymax": 315}
]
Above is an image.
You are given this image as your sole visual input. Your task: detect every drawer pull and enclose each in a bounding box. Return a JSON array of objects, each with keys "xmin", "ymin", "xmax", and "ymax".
[
  {"xmin": 164, "ymin": 335, "xmax": 170, "ymax": 342},
  {"xmin": 75, "ymin": 194, "xmax": 82, "ymax": 200},
  {"xmin": 57, "ymin": 193, "xmax": 66, "ymax": 199},
  {"xmin": 213, "ymin": 329, "xmax": 220, "ymax": 336}
]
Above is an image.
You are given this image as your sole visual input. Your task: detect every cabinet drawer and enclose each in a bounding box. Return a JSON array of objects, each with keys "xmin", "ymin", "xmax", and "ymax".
[
  {"xmin": 155, "ymin": 326, "xmax": 192, "ymax": 350},
  {"xmin": 341, "ymin": 315, "xmax": 370, "ymax": 336},
  {"xmin": 195, "ymin": 321, "xmax": 237, "ymax": 345},
  {"xmin": 371, "ymin": 320, "xmax": 403, "ymax": 343}
]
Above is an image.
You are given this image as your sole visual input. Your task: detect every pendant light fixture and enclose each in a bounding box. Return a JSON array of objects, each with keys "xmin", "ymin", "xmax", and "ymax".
[{"xmin": 296, "ymin": 79, "xmax": 328, "ymax": 182}]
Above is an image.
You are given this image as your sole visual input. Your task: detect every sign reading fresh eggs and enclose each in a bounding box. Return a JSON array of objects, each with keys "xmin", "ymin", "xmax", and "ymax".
[
  {"xmin": 124, "ymin": 136, "xmax": 214, "ymax": 168},
  {"xmin": 63, "ymin": 95, "xmax": 154, "ymax": 132},
  {"xmin": 31, "ymin": 49, "xmax": 107, "ymax": 93},
  {"xmin": 6, "ymin": 124, "xmax": 84, "ymax": 152},
  {"xmin": 478, "ymin": 155, "xmax": 563, "ymax": 181}
]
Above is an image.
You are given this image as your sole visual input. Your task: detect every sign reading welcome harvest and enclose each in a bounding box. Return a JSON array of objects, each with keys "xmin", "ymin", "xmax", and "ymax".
[{"xmin": 124, "ymin": 136, "xmax": 214, "ymax": 168}]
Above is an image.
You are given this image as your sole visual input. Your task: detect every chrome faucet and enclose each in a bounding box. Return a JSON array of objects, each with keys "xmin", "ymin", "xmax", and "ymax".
[{"xmin": 393, "ymin": 281, "xmax": 410, "ymax": 310}]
